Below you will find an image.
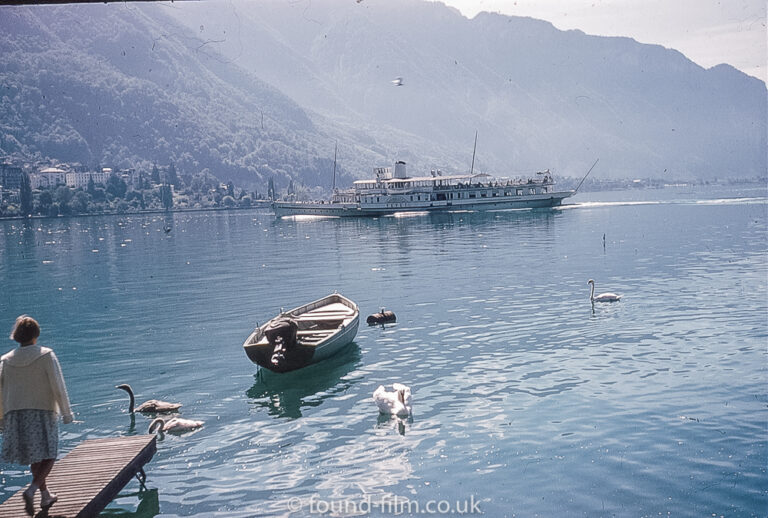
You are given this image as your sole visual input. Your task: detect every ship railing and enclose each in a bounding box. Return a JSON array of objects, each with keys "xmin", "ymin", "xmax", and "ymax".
[{"xmin": 354, "ymin": 187, "xmax": 388, "ymax": 194}]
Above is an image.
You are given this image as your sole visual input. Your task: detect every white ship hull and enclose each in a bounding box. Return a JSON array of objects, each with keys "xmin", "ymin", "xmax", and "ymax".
[
  {"xmin": 273, "ymin": 162, "xmax": 572, "ymax": 218},
  {"xmin": 273, "ymin": 191, "xmax": 572, "ymax": 217}
]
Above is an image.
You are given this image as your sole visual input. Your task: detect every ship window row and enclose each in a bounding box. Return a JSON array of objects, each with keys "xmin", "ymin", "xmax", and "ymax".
[
  {"xmin": 362, "ymin": 187, "xmax": 546, "ymax": 204},
  {"xmin": 358, "ymin": 181, "xmax": 550, "ymax": 192}
]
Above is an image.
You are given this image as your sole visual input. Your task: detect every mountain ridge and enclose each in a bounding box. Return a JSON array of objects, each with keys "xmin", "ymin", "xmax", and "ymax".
[
  {"xmin": 166, "ymin": 0, "xmax": 767, "ymax": 179},
  {"xmin": 1, "ymin": 0, "xmax": 765, "ymax": 191}
]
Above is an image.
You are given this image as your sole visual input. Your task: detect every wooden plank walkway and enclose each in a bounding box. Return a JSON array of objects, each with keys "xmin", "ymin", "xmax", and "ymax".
[{"xmin": 0, "ymin": 434, "xmax": 157, "ymax": 518}]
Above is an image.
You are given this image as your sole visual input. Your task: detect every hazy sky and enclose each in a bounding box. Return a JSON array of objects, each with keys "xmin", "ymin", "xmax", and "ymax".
[{"xmin": 431, "ymin": 0, "xmax": 766, "ymax": 82}]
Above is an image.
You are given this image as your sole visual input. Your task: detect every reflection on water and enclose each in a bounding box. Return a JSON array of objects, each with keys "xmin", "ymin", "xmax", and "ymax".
[
  {"xmin": 376, "ymin": 413, "xmax": 413, "ymax": 437},
  {"xmin": 0, "ymin": 187, "xmax": 765, "ymax": 517},
  {"xmin": 99, "ymin": 488, "xmax": 160, "ymax": 518},
  {"xmin": 246, "ymin": 344, "xmax": 362, "ymax": 419},
  {"xmin": 124, "ymin": 413, "xmax": 137, "ymax": 435}
]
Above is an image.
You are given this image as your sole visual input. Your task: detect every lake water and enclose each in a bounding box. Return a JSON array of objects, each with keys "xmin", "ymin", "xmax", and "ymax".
[{"xmin": 1, "ymin": 185, "xmax": 766, "ymax": 517}]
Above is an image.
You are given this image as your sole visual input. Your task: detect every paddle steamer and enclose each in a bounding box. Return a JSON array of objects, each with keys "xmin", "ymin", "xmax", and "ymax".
[{"xmin": 273, "ymin": 161, "xmax": 572, "ymax": 217}]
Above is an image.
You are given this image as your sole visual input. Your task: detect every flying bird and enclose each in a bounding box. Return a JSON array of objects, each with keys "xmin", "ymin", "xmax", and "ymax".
[{"xmin": 391, "ymin": 77, "xmax": 404, "ymax": 87}]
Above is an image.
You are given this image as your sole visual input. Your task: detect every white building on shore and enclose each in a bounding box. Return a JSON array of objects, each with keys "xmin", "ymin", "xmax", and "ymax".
[
  {"xmin": 29, "ymin": 166, "xmax": 110, "ymax": 190},
  {"xmin": 30, "ymin": 167, "xmax": 67, "ymax": 189},
  {"xmin": 66, "ymin": 169, "xmax": 109, "ymax": 189}
]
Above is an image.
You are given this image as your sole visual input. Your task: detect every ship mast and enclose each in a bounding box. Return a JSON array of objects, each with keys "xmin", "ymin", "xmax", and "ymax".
[
  {"xmin": 470, "ymin": 131, "xmax": 478, "ymax": 175},
  {"xmin": 332, "ymin": 141, "xmax": 337, "ymax": 191}
]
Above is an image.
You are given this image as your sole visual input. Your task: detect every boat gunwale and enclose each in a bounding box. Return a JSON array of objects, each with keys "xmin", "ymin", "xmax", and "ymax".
[{"xmin": 243, "ymin": 293, "xmax": 359, "ymax": 352}]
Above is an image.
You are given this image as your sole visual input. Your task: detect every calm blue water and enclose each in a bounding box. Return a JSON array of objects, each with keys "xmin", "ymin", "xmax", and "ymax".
[{"xmin": 1, "ymin": 185, "xmax": 766, "ymax": 517}]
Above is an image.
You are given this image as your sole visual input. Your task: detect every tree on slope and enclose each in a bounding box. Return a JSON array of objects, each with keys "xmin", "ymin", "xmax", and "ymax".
[{"xmin": 19, "ymin": 172, "xmax": 32, "ymax": 217}]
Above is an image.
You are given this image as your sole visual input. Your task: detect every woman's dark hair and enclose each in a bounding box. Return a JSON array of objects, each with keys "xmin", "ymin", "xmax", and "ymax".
[{"xmin": 10, "ymin": 315, "xmax": 40, "ymax": 344}]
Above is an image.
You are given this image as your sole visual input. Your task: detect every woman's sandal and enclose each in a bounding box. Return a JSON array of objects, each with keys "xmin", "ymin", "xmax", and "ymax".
[{"xmin": 41, "ymin": 493, "xmax": 59, "ymax": 509}]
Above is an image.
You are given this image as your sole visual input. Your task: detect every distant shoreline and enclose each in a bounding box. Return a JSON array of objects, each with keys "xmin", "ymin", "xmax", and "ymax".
[
  {"xmin": 2, "ymin": 180, "xmax": 766, "ymax": 222},
  {"xmin": 0, "ymin": 201, "xmax": 273, "ymax": 222}
]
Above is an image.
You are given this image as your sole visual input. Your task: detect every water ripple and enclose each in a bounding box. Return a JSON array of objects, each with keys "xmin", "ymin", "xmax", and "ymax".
[{"xmin": 0, "ymin": 189, "xmax": 765, "ymax": 517}]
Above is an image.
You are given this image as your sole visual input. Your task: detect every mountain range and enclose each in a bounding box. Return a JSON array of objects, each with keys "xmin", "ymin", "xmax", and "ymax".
[{"xmin": 1, "ymin": 0, "xmax": 765, "ymax": 191}]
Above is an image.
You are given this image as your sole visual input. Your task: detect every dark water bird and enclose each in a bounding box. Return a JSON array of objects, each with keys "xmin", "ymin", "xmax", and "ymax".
[
  {"xmin": 148, "ymin": 416, "xmax": 203, "ymax": 434},
  {"xmin": 588, "ymin": 279, "xmax": 622, "ymax": 303},
  {"xmin": 116, "ymin": 384, "xmax": 182, "ymax": 413},
  {"xmin": 367, "ymin": 308, "xmax": 396, "ymax": 325}
]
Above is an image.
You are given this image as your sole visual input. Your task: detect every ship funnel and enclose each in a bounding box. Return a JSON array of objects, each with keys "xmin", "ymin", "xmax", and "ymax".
[{"xmin": 394, "ymin": 161, "xmax": 407, "ymax": 179}]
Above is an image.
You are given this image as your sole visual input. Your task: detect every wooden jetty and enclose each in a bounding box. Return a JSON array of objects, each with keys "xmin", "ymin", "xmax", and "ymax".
[{"xmin": 0, "ymin": 434, "xmax": 157, "ymax": 518}]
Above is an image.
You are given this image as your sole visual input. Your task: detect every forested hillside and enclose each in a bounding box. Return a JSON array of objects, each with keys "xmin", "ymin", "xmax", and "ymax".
[
  {"xmin": 1, "ymin": 0, "xmax": 765, "ymax": 190},
  {"xmin": 0, "ymin": 5, "xmax": 355, "ymax": 190}
]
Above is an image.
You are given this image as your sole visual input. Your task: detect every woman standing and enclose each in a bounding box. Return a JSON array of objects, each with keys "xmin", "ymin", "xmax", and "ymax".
[{"xmin": 0, "ymin": 315, "xmax": 74, "ymax": 516}]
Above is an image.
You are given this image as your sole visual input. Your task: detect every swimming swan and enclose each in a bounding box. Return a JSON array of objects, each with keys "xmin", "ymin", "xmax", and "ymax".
[
  {"xmin": 148, "ymin": 417, "xmax": 204, "ymax": 434},
  {"xmin": 373, "ymin": 383, "xmax": 412, "ymax": 417},
  {"xmin": 116, "ymin": 384, "xmax": 182, "ymax": 413},
  {"xmin": 588, "ymin": 279, "xmax": 622, "ymax": 303}
]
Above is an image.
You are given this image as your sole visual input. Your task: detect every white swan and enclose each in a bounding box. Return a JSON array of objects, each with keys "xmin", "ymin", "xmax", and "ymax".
[
  {"xmin": 116, "ymin": 384, "xmax": 182, "ymax": 413},
  {"xmin": 588, "ymin": 279, "xmax": 622, "ymax": 303},
  {"xmin": 373, "ymin": 383, "xmax": 412, "ymax": 417},
  {"xmin": 148, "ymin": 417, "xmax": 203, "ymax": 434}
]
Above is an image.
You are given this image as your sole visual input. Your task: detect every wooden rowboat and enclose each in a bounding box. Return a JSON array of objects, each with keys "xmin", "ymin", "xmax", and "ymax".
[{"xmin": 243, "ymin": 293, "xmax": 359, "ymax": 373}]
